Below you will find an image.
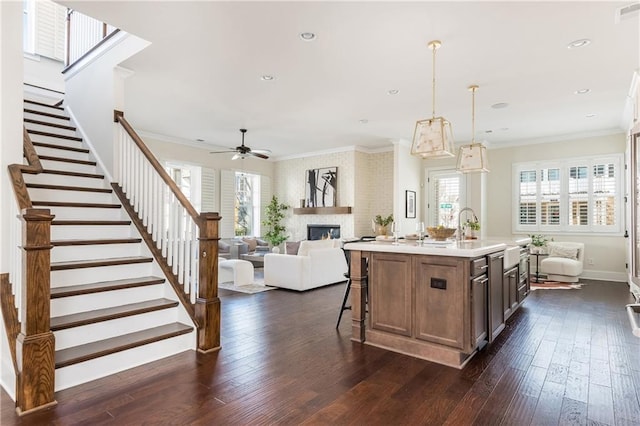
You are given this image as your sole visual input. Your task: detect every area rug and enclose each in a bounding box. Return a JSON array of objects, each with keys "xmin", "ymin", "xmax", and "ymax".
[
  {"xmin": 218, "ymin": 280, "xmax": 276, "ymax": 294},
  {"xmin": 530, "ymin": 281, "xmax": 583, "ymax": 291}
]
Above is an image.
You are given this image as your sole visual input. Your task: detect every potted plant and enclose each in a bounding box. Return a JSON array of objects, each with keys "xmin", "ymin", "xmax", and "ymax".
[
  {"xmin": 464, "ymin": 219, "xmax": 480, "ymax": 239},
  {"xmin": 529, "ymin": 234, "xmax": 550, "ymax": 253},
  {"xmin": 262, "ymin": 196, "xmax": 289, "ymax": 252},
  {"xmin": 372, "ymin": 214, "xmax": 394, "ymax": 236}
]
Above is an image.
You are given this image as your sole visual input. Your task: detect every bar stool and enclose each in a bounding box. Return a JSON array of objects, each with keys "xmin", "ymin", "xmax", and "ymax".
[{"xmin": 336, "ymin": 246, "xmax": 368, "ymax": 328}]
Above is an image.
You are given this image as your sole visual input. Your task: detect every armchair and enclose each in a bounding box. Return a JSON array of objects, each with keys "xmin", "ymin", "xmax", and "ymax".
[
  {"xmin": 263, "ymin": 239, "xmax": 348, "ymax": 291},
  {"xmin": 540, "ymin": 242, "xmax": 584, "ymax": 283}
]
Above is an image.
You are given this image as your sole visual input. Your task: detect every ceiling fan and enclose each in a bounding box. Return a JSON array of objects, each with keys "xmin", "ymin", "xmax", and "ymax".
[{"xmin": 209, "ymin": 128, "xmax": 271, "ymax": 160}]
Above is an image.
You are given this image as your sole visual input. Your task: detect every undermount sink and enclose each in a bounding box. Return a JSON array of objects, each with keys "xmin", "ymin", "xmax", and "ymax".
[{"xmin": 504, "ymin": 245, "xmax": 521, "ymax": 270}]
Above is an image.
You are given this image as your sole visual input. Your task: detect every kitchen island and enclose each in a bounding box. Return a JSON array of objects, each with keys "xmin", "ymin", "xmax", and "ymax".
[{"xmin": 343, "ymin": 239, "xmax": 521, "ymax": 368}]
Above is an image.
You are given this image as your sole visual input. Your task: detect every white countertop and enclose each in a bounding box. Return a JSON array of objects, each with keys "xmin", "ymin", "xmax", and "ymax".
[{"xmin": 344, "ymin": 239, "xmax": 507, "ymax": 258}]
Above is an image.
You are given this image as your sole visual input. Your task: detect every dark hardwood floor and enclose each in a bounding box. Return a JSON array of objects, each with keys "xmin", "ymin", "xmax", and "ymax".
[{"xmin": 2, "ymin": 279, "xmax": 639, "ymax": 425}]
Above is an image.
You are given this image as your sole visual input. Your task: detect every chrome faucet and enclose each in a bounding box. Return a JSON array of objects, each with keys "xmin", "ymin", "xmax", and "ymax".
[{"xmin": 457, "ymin": 207, "xmax": 478, "ymax": 241}]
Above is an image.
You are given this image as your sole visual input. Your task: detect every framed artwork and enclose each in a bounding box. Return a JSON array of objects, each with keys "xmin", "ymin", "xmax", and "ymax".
[
  {"xmin": 406, "ymin": 190, "xmax": 416, "ymax": 218},
  {"xmin": 305, "ymin": 167, "xmax": 337, "ymax": 207}
]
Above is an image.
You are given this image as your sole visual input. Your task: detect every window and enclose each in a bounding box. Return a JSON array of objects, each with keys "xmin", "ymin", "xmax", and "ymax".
[
  {"xmin": 427, "ymin": 170, "xmax": 466, "ymax": 228},
  {"xmin": 23, "ymin": 0, "xmax": 66, "ymax": 61},
  {"xmin": 513, "ymin": 155, "xmax": 623, "ymax": 234},
  {"xmin": 235, "ymin": 172, "xmax": 261, "ymax": 236}
]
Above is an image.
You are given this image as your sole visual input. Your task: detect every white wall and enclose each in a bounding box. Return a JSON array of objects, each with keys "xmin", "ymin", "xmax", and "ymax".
[
  {"xmin": 23, "ymin": 54, "xmax": 64, "ymax": 92},
  {"xmin": 0, "ymin": 0, "xmax": 25, "ymax": 401},
  {"xmin": 394, "ymin": 141, "xmax": 423, "ymax": 236},
  {"xmin": 63, "ymin": 32, "xmax": 149, "ymax": 179},
  {"xmin": 487, "ymin": 133, "xmax": 627, "ymax": 281}
]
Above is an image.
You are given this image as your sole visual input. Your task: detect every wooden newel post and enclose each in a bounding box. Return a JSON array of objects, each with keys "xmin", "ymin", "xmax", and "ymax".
[
  {"xmin": 195, "ymin": 212, "xmax": 221, "ymax": 353},
  {"xmin": 350, "ymin": 250, "xmax": 367, "ymax": 343},
  {"xmin": 16, "ymin": 208, "xmax": 56, "ymax": 415}
]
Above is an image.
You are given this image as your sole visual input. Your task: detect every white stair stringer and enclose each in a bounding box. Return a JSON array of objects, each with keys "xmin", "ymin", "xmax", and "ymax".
[{"xmin": 21, "ymin": 95, "xmax": 196, "ymax": 392}]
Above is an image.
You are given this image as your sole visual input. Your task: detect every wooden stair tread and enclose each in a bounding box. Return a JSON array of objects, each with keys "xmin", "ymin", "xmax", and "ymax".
[
  {"xmin": 26, "ymin": 183, "xmax": 112, "ymax": 193},
  {"xmin": 39, "ymin": 169, "xmax": 104, "ymax": 179},
  {"xmin": 32, "ymin": 201, "xmax": 121, "ymax": 209},
  {"xmin": 51, "ymin": 276, "xmax": 165, "ymax": 298},
  {"xmin": 27, "ymin": 129, "xmax": 82, "ymax": 141},
  {"xmin": 55, "ymin": 323, "xmax": 193, "ymax": 369},
  {"xmin": 52, "ymin": 220, "xmax": 131, "ymax": 226},
  {"xmin": 52, "ymin": 237, "xmax": 141, "ymax": 246},
  {"xmin": 24, "ymin": 108, "xmax": 70, "ymax": 121},
  {"xmin": 51, "ymin": 256, "xmax": 152, "ymax": 271},
  {"xmin": 37, "ymin": 155, "xmax": 96, "ymax": 166},
  {"xmin": 50, "ymin": 298, "xmax": 178, "ymax": 331},
  {"xmin": 24, "ymin": 99, "xmax": 65, "ymax": 110},
  {"xmin": 24, "ymin": 118, "xmax": 76, "ymax": 131},
  {"xmin": 32, "ymin": 141, "xmax": 89, "ymax": 153}
]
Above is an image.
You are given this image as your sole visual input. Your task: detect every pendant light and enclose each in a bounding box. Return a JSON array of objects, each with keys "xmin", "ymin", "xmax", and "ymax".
[
  {"xmin": 411, "ymin": 40, "xmax": 455, "ymax": 159},
  {"xmin": 456, "ymin": 85, "xmax": 489, "ymax": 173}
]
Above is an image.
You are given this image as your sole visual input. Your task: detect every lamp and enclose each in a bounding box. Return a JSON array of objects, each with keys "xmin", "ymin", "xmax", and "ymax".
[
  {"xmin": 456, "ymin": 85, "xmax": 489, "ymax": 173},
  {"xmin": 411, "ymin": 40, "xmax": 455, "ymax": 159}
]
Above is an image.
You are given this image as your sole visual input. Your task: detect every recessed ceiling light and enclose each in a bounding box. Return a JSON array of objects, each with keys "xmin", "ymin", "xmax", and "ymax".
[
  {"xmin": 485, "ymin": 130, "xmax": 493, "ymax": 134},
  {"xmin": 299, "ymin": 32, "xmax": 317, "ymax": 41},
  {"xmin": 359, "ymin": 119, "xmax": 369, "ymax": 124},
  {"xmin": 575, "ymin": 88, "xmax": 591, "ymax": 95},
  {"xmin": 491, "ymin": 102, "xmax": 509, "ymax": 109},
  {"xmin": 586, "ymin": 113, "xmax": 597, "ymax": 118},
  {"xmin": 387, "ymin": 89, "xmax": 399, "ymax": 95},
  {"xmin": 567, "ymin": 38, "xmax": 591, "ymax": 49},
  {"xmin": 260, "ymin": 75, "xmax": 275, "ymax": 81},
  {"xmin": 196, "ymin": 138, "xmax": 205, "ymax": 142}
]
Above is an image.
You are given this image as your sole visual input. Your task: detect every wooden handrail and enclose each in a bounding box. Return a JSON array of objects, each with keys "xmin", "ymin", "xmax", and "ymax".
[
  {"xmin": 114, "ymin": 111, "xmax": 200, "ymax": 221},
  {"xmin": 8, "ymin": 128, "xmax": 43, "ymax": 210}
]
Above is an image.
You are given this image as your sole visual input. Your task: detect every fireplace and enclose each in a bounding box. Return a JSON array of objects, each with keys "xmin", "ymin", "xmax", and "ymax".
[{"xmin": 307, "ymin": 224, "xmax": 340, "ymax": 240}]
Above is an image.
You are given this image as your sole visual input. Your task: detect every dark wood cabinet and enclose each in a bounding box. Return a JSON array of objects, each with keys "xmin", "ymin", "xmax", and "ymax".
[
  {"xmin": 488, "ymin": 253, "xmax": 505, "ymax": 342},
  {"xmin": 472, "ymin": 273, "xmax": 488, "ymax": 348},
  {"xmin": 503, "ymin": 266, "xmax": 518, "ymax": 320}
]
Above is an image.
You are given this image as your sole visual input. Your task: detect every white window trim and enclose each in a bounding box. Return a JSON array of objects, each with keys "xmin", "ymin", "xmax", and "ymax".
[{"xmin": 512, "ymin": 154, "xmax": 624, "ymax": 235}]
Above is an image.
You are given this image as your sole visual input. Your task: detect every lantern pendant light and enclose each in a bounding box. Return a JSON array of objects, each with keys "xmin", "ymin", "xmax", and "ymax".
[
  {"xmin": 456, "ymin": 85, "xmax": 489, "ymax": 173},
  {"xmin": 410, "ymin": 40, "xmax": 455, "ymax": 159}
]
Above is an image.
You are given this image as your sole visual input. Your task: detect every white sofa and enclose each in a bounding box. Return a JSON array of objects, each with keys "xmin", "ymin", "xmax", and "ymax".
[
  {"xmin": 540, "ymin": 241, "xmax": 585, "ymax": 283},
  {"xmin": 264, "ymin": 239, "xmax": 348, "ymax": 291}
]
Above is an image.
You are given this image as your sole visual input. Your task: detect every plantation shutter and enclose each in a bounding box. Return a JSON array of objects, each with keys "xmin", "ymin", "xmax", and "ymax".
[
  {"xmin": 220, "ymin": 170, "xmax": 235, "ymax": 238},
  {"xmin": 592, "ymin": 160, "xmax": 617, "ymax": 228},
  {"xmin": 540, "ymin": 168, "xmax": 560, "ymax": 226},
  {"xmin": 200, "ymin": 168, "xmax": 217, "ymax": 213},
  {"xmin": 518, "ymin": 170, "xmax": 537, "ymax": 226},
  {"xmin": 34, "ymin": 0, "xmax": 66, "ymax": 61},
  {"xmin": 428, "ymin": 171, "xmax": 462, "ymax": 228},
  {"xmin": 567, "ymin": 165, "xmax": 589, "ymax": 227}
]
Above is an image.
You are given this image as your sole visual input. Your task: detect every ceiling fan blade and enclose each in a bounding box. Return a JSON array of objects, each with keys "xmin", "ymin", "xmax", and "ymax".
[
  {"xmin": 251, "ymin": 148, "xmax": 272, "ymax": 155},
  {"xmin": 209, "ymin": 149, "xmax": 235, "ymax": 154},
  {"xmin": 248, "ymin": 151, "xmax": 269, "ymax": 160}
]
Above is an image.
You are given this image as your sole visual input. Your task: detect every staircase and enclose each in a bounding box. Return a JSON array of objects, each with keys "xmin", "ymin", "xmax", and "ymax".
[{"xmin": 21, "ymin": 98, "xmax": 195, "ymax": 391}]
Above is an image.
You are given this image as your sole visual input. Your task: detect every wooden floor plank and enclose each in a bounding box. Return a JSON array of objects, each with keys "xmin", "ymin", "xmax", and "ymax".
[{"xmin": 1, "ymin": 280, "xmax": 637, "ymax": 425}]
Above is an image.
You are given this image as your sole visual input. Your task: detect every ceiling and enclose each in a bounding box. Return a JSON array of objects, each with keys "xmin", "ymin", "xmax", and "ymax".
[{"xmin": 60, "ymin": 1, "xmax": 640, "ymax": 160}]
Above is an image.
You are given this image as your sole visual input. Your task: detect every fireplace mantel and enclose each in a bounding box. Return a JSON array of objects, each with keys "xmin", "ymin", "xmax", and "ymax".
[{"xmin": 293, "ymin": 206, "xmax": 352, "ymax": 215}]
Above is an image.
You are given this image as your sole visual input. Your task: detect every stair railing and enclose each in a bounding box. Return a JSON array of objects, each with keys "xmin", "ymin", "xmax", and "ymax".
[
  {"xmin": 113, "ymin": 111, "xmax": 220, "ymax": 353},
  {"xmin": 64, "ymin": 9, "xmax": 119, "ymax": 68},
  {"xmin": 4, "ymin": 128, "xmax": 56, "ymax": 414}
]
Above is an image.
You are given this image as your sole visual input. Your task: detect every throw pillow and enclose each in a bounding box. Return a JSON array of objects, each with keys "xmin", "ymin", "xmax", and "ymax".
[
  {"xmin": 242, "ymin": 237, "xmax": 257, "ymax": 252},
  {"xmin": 285, "ymin": 241, "xmax": 301, "ymax": 255},
  {"xmin": 548, "ymin": 245, "xmax": 578, "ymax": 260},
  {"xmin": 256, "ymin": 238, "xmax": 269, "ymax": 247}
]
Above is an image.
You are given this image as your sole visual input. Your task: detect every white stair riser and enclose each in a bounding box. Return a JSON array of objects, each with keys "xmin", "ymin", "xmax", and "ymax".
[
  {"xmin": 24, "ymin": 112, "xmax": 70, "ymax": 127},
  {"xmin": 28, "ymin": 135, "xmax": 83, "ymax": 147},
  {"xmin": 39, "ymin": 159, "xmax": 96, "ymax": 174},
  {"xmin": 24, "ymin": 122, "xmax": 77, "ymax": 138},
  {"xmin": 28, "ymin": 188, "xmax": 115, "ymax": 204},
  {"xmin": 54, "ymin": 331, "xmax": 195, "ymax": 391},
  {"xmin": 51, "ymin": 284, "xmax": 165, "ymax": 318},
  {"xmin": 24, "ymin": 173, "xmax": 106, "ymax": 189},
  {"xmin": 51, "ymin": 262, "xmax": 153, "ymax": 286},
  {"xmin": 28, "ymin": 135, "xmax": 83, "ymax": 150},
  {"xmin": 45, "ymin": 206, "xmax": 125, "ymax": 221},
  {"xmin": 51, "ymin": 242, "xmax": 142, "ymax": 263},
  {"xmin": 23, "ymin": 102, "xmax": 64, "ymax": 114},
  {"xmin": 33, "ymin": 146, "xmax": 91, "ymax": 162},
  {"xmin": 51, "ymin": 225, "xmax": 132, "ymax": 240}
]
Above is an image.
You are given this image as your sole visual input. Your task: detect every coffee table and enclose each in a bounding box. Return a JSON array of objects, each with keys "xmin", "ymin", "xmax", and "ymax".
[{"xmin": 240, "ymin": 252, "xmax": 267, "ymax": 267}]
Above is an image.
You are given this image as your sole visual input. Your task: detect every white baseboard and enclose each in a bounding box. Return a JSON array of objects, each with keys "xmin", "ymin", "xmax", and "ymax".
[{"xmin": 580, "ymin": 269, "xmax": 627, "ymax": 282}]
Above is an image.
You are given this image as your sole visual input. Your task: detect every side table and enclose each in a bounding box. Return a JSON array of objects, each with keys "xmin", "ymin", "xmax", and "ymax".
[{"xmin": 530, "ymin": 252, "xmax": 548, "ymax": 283}]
